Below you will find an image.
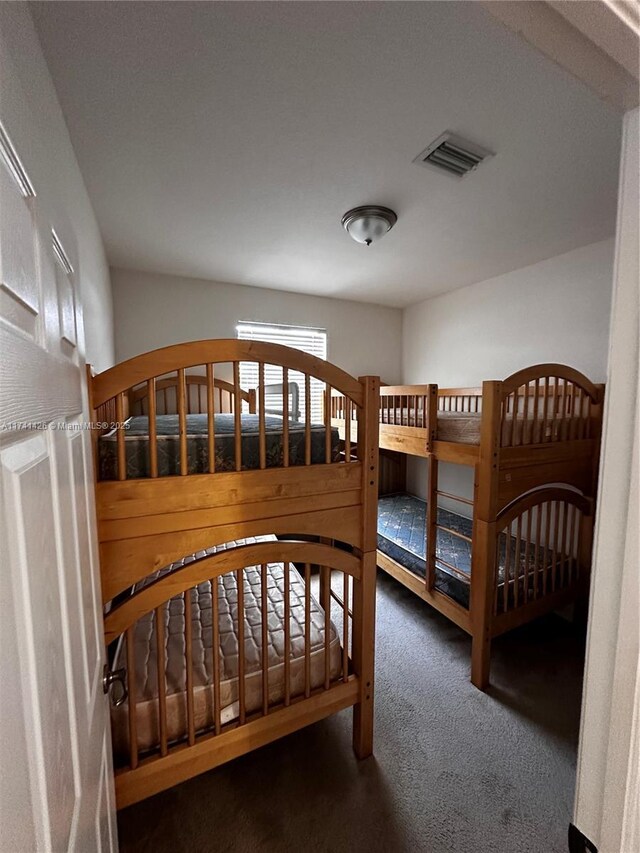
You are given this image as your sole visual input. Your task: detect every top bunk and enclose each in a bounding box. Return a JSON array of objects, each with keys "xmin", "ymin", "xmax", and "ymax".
[
  {"xmin": 88, "ymin": 340, "xmax": 380, "ymax": 603},
  {"xmin": 330, "ymin": 363, "xmax": 604, "ymax": 468}
]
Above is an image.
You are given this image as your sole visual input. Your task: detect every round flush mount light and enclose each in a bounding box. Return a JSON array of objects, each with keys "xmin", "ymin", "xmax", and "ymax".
[{"xmin": 341, "ymin": 205, "xmax": 397, "ymax": 246}]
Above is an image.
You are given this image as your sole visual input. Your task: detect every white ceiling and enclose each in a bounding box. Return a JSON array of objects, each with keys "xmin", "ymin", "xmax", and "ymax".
[{"xmin": 31, "ymin": 1, "xmax": 622, "ymax": 308}]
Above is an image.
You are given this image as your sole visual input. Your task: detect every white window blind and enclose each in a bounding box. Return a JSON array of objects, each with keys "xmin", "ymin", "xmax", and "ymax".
[{"xmin": 236, "ymin": 321, "xmax": 328, "ymax": 423}]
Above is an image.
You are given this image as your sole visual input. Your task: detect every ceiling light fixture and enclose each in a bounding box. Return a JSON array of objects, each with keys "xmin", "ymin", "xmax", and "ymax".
[{"xmin": 341, "ymin": 205, "xmax": 397, "ymax": 246}]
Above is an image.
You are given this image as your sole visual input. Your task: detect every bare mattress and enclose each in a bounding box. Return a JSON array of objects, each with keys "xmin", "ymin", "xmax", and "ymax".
[{"xmin": 111, "ymin": 535, "xmax": 342, "ymax": 757}]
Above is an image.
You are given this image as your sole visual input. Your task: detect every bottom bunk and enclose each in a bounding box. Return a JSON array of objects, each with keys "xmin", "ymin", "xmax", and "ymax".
[
  {"xmin": 376, "ymin": 489, "xmax": 592, "ymax": 660},
  {"xmin": 378, "ymin": 493, "xmax": 473, "ymax": 608},
  {"xmin": 104, "ymin": 534, "xmax": 372, "ymax": 808},
  {"xmin": 377, "ymin": 493, "xmax": 547, "ymax": 613},
  {"xmin": 111, "ymin": 535, "xmax": 342, "ymax": 758}
]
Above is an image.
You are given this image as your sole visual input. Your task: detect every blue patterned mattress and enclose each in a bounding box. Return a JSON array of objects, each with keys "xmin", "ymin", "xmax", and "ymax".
[
  {"xmin": 99, "ymin": 413, "xmax": 339, "ymax": 480},
  {"xmin": 377, "ymin": 493, "xmax": 555, "ymax": 611},
  {"xmin": 377, "ymin": 493, "xmax": 473, "ymax": 607}
]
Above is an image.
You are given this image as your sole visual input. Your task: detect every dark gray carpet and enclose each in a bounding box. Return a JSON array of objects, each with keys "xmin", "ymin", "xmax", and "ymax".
[{"xmin": 118, "ymin": 572, "xmax": 584, "ymax": 853}]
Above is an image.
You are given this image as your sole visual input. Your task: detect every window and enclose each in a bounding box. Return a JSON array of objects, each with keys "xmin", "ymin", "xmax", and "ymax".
[{"xmin": 236, "ymin": 321, "xmax": 328, "ymax": 423}]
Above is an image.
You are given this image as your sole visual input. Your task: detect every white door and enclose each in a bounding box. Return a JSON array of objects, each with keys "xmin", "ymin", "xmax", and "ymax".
[
  {"xmin": 0, "ymin": 123, "xmax": 117, "ymax": 850},
  {"xmin": 573, "ymin": 108, "xmax": 640, "ymax": 853}
]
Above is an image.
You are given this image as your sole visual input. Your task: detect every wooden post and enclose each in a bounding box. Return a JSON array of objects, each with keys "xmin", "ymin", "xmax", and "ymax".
[
  {"xmin": 357, "ymin": 377, "xmax": 380, "ymax": 553},
  {"xmin": 574, "ymin": 502, "xmax": 595, "ymax": 629},
  {"xmin": 426, "ymin": 456, "xmax": 438, "ymax": 592},
  {"xmin": 352, "ymin": 550, "xmax": 376, "ymax": 758},
  {"xmin": 470, "ymin": 380, "xmax": 502, "ymax": 689},
  {"xmin": 352, "ymin": 376, "xmax": 379, "ymax": 758},
  {"xmin": 470, "ymin": 519, "xmax": 496, "ymax": 690},
  {"xmin": 319, "ymin": 561, "xmax": 331, "ymax": 621},
  {"xmin": 475, "ymin": 381, "xmax": 502, "ymax": 522},
  {"xmin": 425, "ymin": 384, "xmax": 438, "ymax": 455},
  {"xmin": 425, "ymin": 383, "xmax": 439, "ymax": 591}
]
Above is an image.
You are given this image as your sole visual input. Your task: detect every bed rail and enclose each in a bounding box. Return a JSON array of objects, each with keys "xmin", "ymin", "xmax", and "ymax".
[
  {"xmin": 331, "ymin": 366, "xmax": 603, "ymax": 455},
  {"xmin": 262, "ymin": 380, "xmax": 301, "ymax": 422},
  {"xmin": 332, "ymin": 384, "xmax": 435, "ymax": 428},
  {"xmin": 437, "ymin": 387, "xmax": 482, "ymax": 413},
  {"xmin": 89, "ymin": 340, "xmax": 366, "ymax": 482},
  {"xmin": 378, "ymin": 385, "xmax": 429, "ymax": 427},
  {"xmin": 329, "ymin": 384, "xmax": 437, "ymax": 456}
]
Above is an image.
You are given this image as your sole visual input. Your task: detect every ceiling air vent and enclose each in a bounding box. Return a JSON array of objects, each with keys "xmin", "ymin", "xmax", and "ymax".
[{"xmin": 413, "ymin": 132, "xmax": 493, "ymax": 178}]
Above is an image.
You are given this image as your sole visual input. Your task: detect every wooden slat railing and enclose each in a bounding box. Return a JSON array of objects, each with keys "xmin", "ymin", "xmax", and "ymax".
[
  {"xmin": 499, "ymin": 364, "xmax": 603, "ymax": 448},
  {"xmin": 105, "ymin": 540, "xmax": 359, "ymax": 802},
  {"xmin": 437, "ymin": 387, "xmax": 482, "ymax": 414},
  {"xmin": 492, "ymin": 487, "xmax": 591, "ymax": 616},
  {"xmin": 128, "ymin": 374, "xmax": 257, "ymax": 417},
  {"xmin": 379, "ymin": 385, "xmax": 429, "ymax": 427},
  {"xmin": 92, "ymin": 342, "xmax": 366, "ymax": 481}
]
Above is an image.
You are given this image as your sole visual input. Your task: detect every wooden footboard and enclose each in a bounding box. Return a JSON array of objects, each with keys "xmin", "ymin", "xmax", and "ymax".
[
  {"xmin": 470, "ymin": 485, "xmax": 593, "ymax": 688},
  {"xmin": 493, "ymin": 364, "xmax": 604, "ymax": 504},
  {"xmin": 106, "ymin": 539, "xmax": 365, "ymax": 808},
  {"xmin": 89, "ymin": 340, "xmax": 380, "ymax": 806}
]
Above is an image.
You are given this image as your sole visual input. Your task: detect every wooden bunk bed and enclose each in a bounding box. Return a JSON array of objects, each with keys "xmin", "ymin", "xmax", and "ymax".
[
  {"xmin": 88, "ymin": 340, "xmax": 379, "ymax": 808},
  {"xmin": 329, "ymin": 365, "xmax": 604, "ymax": 690}
]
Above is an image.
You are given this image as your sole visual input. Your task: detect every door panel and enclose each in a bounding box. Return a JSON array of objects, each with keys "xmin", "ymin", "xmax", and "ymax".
[
  {"xmin": 80, "ymin": 428, "xmax": 104, "ymax": 666},
  {"xmin": 0, "ymin": 163, "xmax": 39, "ymax": 338},
  {"xmin": 56, "ymin": 262, "xmax": 77, "ymax": 351},
  {"xmin": 96, "ymin": 736, "xmax": 116, "ymax": 853},
  {"xmin": 52, "ymin": 426, "xmax": 93, "ymax": 726},
  {"xmin": 1, "ymin": 120, "xmax": 116, "ymax": 851},
  {"xmin": 2, "ymin": 436, "xmax": 77, "ymax": 851}
]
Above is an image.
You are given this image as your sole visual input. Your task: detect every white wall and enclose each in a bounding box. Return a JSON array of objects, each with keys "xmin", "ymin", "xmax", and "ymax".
[
  {"xmin": 402, "ymin": 238, "xmax": 615, "ymax": 506},
  {"xmin": 0, "ymin": 3, "xmax": 114, "ymax": 371},
  {"xmin": 111, "ymin": 267, "xmax": 403, "ymax": 382}
]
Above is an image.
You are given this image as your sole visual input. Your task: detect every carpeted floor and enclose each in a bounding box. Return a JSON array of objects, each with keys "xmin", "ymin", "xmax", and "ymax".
[{"xmin": 118, "ymin": 572, "xmax": 585, "ymax": 853}]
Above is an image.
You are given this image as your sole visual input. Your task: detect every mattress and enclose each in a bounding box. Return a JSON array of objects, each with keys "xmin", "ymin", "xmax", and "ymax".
[
  {"xmin": 111, "ymin": 535, "xmax": 342, "ymax": 757},
  {"xmin": 377, "ymin": 493, "xmax": 552, "ymax": 609},
  {"xmin": 379, "ymin": 410, "xmax": 582, "ymax": 445},
  {"xmin": 378, "ymin": 493, "xmax": 474, "ymax": 607},
  {"xmin": 99, "ymin": 413, "xmax": 340, "ymax": 479}
]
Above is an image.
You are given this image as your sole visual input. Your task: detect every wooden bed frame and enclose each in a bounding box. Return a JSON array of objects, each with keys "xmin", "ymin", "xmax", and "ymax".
[
  {"xmin": 88, "ymin": 340, "xmax": 379, "ymax": 808},
  {"xmin": 329, "ymin": 364, "xmax": 604, "ymax": 690}
]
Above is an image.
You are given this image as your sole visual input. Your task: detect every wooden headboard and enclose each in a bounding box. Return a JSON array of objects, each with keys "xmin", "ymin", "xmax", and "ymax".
[{"xmin": 128, "ymin": 374, "xmax": 256, "ymax": 416}]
